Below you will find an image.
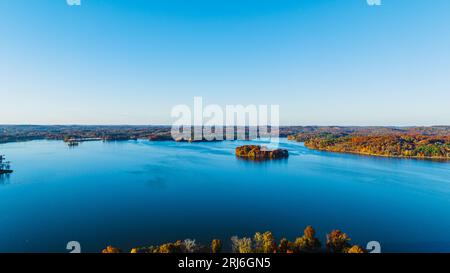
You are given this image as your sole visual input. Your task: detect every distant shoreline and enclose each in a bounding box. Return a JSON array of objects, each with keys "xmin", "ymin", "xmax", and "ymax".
[
  {"xmin": 1, "ymin": 125, "xmax": 449, "ymax": 161},
  {"xmin": 2, "ymin": 137, "xmax": 449, "ymax": 162}
]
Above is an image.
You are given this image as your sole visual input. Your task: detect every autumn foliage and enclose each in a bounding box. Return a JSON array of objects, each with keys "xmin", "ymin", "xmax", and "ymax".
[
  {"xmin": 103, "ymin": 226, "xmax": 367, "ymax": 254},
  {"xmin": 299, "ymin": 134, "xmax": 450, "ymax": 159},
  {"xmin": 235, "ymin": 145, "xmax": 289, "ymax": 160}
]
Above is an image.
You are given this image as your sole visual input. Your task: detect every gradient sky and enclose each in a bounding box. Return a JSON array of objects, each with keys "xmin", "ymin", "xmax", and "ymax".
[{"xmin": 1, "ymin": 0, "xmax": 449, "ymax": 125}]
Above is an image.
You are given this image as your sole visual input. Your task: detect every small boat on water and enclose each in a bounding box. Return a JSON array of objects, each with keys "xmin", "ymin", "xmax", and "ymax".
[
  {"xmin": 0, "ymin": 155, "xmax": 13, "ymax": 174},
  {"xmin": 68, "ymin": 141, "xmax": 79, "ymax": 147}
]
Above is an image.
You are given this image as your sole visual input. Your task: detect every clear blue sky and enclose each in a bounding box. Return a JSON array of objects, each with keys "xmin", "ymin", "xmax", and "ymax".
[{"xmin": 1, "ymin": 0, "xmax": 449, "ymax": 125}]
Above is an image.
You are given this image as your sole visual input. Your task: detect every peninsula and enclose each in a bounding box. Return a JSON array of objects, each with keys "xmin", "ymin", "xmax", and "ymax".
[{"xmin": 288, "ymin": 129, "xmax": 450, "ymax": 160}]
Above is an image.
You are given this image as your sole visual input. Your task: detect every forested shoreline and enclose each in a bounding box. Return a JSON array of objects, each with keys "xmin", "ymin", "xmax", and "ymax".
[
  {"xmin": 288, "ymin": 133, "xmax": 450, "ymax": 160},
  {"xmin": 2, "ymin": 125, "xmax": 449, "ymax": 159}
]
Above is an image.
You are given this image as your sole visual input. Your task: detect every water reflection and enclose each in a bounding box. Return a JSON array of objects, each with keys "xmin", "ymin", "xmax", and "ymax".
[
  {"xmin": 235, "ymin": 156, "xmax": 289, "ymax": 165},
  {"xmin": 0, "ymin": 174, "xmax": 11, "ymax": 185}
]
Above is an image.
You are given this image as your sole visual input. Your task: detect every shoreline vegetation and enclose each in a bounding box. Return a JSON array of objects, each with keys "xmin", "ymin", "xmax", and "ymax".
[
  {"xmin": 102, "ymin": 226, "xmax": 367, "ymax": 254},
  {"xmin": 1, "ymin": 125, "xmax": 449, "ymax": 160},
  {"xmin": 288, "ymin": 133, "xmax": 450, "ymax": 160}
]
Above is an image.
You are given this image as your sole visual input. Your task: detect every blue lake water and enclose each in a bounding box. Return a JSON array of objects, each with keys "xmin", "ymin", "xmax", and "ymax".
[{"xmin": 0, "ymin": 139, "xmax": 449, "ymax": 253}]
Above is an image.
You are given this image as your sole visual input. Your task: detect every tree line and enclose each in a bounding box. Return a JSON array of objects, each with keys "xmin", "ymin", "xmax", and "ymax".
[{"xmin": 102, "ymin": 226, "xmax": 366, "ymax": 254}]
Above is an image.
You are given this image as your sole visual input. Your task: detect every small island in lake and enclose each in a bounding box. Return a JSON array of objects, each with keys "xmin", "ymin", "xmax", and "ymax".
[{"xmin": 235, "ymin": 145, "xmax": 289, "ymax": 160}]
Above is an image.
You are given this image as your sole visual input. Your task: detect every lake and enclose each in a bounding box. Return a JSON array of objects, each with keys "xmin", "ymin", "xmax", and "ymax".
[{"xmin": 0, "ymin": 139, "xmax": 449, "ymax": 253}]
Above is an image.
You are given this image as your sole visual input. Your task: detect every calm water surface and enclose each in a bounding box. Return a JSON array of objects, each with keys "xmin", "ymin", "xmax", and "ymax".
[{"xmin": 0, "ymin": 139, "xmax": 449, "ymax": 252}]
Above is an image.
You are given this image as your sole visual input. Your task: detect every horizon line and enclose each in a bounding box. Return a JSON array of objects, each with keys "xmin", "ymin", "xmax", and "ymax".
[{"xmin": 1, "ymin": 124, "xmax": 450, "ymax": 128}]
